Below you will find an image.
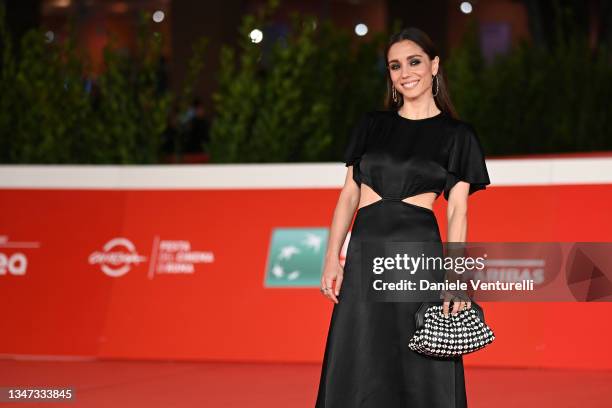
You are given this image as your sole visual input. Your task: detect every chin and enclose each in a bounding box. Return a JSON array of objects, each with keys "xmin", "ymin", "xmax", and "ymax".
[{"xmin": 400, "ymin": 92, "xmax": 417, "ymax": 101}]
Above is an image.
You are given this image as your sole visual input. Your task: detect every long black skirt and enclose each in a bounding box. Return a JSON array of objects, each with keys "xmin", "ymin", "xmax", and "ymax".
[{"xmin": 315, "ymin": 199, "xmax": 468, "ymax": 408}]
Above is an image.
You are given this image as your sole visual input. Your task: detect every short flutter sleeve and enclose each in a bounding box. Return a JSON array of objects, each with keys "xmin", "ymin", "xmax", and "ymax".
[
  {"xmin": 443, "ymin": 123, "xmax": 491, "ymax": 201},
  {"xmin": 343, "ymin": 112, "xmax": 372, "ymax": 186}
]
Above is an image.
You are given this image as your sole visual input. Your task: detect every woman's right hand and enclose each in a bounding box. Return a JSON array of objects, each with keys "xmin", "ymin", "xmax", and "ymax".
[{"xmin": 320, "ymin": 257, "xmax": 344, "ymax": 304}]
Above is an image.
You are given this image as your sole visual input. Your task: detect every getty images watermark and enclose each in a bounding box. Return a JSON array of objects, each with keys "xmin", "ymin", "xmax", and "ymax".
[
  {"xmin": 0, "ymin": 387, "xmax": 76, "ymax": 403},
  {"xmin": 370, "ymin": 251, "xmax": 534, "ymax": 292},
  {"xmin": 355, "ymin": 242, "xmax": 612, "ymax": 302}
]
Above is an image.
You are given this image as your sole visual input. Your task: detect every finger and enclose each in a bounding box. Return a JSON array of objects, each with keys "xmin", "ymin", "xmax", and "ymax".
[
  {"xmin": 319, "ymin": 276, "xmax": 327, "ymax": 296},
  {"xmin": 452, "ymin": 300, "xmax": 461, "ymax": 315},
  {"xmin": 325, "ymin": 277, "xmax": 335, "ymax": 294},
  {"xmin": 335, "ymin": 275, "xmax": 343, "ymax": 296},
  {"xmin": 325, "ymin": 277, "xmax": 338, "ymax": 304},
  {"xmin": 443, "ymin": 300, "xmax": 450, "ymax": 317}
]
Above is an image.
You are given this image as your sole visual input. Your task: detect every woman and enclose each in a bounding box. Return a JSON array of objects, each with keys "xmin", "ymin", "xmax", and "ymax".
[{"xmin": 315, "ymin": 27, "xmax": 491, "ymax": 408}]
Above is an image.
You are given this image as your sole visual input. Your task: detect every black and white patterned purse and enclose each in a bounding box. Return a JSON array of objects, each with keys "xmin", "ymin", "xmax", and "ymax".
[{"xmin": 408, "ymin": 301, "xmax": 495, "ymax": 357}]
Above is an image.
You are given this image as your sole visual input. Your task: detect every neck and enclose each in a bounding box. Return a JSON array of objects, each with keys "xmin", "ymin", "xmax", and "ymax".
[{"xmin": 398, "ymin": 96, "xmax": 441, "ymax": 120}]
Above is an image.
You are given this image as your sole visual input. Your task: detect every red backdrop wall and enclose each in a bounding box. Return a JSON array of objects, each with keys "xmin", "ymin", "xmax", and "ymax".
[{"xmin": 1, "ymin": 163, "xmax": 611, "ymax": 370}]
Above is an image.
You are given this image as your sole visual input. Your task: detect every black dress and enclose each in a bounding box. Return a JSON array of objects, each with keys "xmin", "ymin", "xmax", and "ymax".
[{"xmin": 315, "ymin": 109, "xmax": 491, "ymax": 408}]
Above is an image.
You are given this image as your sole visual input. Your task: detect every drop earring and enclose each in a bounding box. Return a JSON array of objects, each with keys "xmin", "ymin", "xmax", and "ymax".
[
  {"xmin": 432, "ymin": 74, "xmax": 439, "ymax": 97},
  {"xmin": 392, "ymin": 86, "xmax": 398, "ymax": 103}
]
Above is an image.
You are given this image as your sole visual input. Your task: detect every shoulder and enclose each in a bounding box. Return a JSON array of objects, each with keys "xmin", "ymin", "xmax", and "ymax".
[
  {"xmin": 440, "ymin": 116, "xmax": 482, "ymax": 146},
  {"xmin": 358, "ymin": 109, "xmax": 393, "ymax": 122},
  {"xmin": 350, "ymin": 109, "xmax": 392, "ymax": 134},
  {"xmin": 371, "ymin": 109, "xmax": 398, "ymax": 120},
  {"xmin": 439, "ymin": 115, "xmax": 476, "ymax": 133},
  {"xmin": 358, "ymin": 109, "xmax": 399, "ymax": 129},
  {"xmin": 352, "ymin": 110, "xmax": 377, "ymax": 127}
]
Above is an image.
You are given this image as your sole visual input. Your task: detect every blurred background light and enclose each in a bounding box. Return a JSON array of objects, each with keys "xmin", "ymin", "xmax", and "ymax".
[
  {"xmin": 354, "ymin": 23, "xmax": 368, "ymax": 36},
  {"xmin": 460, "ymin": 1, "xmax": 473, "ymax": 14},
  {"xmin": 152, "ymin": 10, "xmax": 165, "ymax": 23},
  {"xmin": 249, "ymin": 28, "xmax": 263, "ymax": 44},
  {"xmin": 44, "ymin": 30, "xmax": 55, "ymax": 43}
]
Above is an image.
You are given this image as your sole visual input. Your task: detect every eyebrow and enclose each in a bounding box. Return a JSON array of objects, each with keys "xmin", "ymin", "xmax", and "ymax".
[{"xmin": 387, "ymin": 54, "xmax": 423, "ymax": 64}]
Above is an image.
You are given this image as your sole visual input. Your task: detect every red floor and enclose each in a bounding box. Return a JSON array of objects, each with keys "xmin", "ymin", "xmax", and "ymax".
[{"xmin": 1, "ymin": 359, "xmax": 610, "ymax": 407}]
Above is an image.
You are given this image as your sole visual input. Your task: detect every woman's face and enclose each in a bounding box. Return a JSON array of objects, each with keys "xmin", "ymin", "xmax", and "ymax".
[{"xmin": 387, "ymin": 40, "xmax": 439, "ymax": 101}]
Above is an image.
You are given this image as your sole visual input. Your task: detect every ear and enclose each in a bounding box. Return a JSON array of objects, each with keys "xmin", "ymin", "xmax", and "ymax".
[{"xmin": 431, "ymin": 56, "xmax": 440, "ymax": 76}]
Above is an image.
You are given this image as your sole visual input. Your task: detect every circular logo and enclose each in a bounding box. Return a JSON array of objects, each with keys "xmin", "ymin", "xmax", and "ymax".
[{"xmin": 88, "ymin": 238, "xmax": 147, "ymax": 277}]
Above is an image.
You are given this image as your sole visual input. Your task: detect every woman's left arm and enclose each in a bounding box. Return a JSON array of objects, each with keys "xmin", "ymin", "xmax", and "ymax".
[
  {"xmin": 443, "ymin": 181, "xmax": 472, "ymax": 316},
  {"xmin": 446, "ymin": 181, "xmax": 469, "ymax": 242}
]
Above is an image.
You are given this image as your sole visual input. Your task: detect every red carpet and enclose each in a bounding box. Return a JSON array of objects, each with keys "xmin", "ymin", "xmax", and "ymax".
[{"xmin": 1, "ymin": 359, "xmax": 610, "ymax": 407}]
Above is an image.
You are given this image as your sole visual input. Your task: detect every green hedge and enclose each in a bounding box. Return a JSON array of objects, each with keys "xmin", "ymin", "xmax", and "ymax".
[
  {"xmin": 447, "ymin": 21, "xmax": 612, "ymax": 155},
  {"xmin": 0, "ymin": 7, "xmax": 206, "ymax": 164},
  {"xmin": 209, "ymin": 0, "xmax": 386, "ymax": 163},
  {"xmin": 1, "ymin": 2, "xmax": 610, "ymax": 164}
]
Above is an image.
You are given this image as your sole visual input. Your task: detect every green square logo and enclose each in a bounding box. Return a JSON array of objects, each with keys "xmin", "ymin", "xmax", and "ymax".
[{"xmin": 264, "ymin": 227, "xmax": 329, "ymax": 287}]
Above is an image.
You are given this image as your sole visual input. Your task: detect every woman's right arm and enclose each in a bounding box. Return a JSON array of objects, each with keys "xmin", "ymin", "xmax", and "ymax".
[{"xmin": 320, "ymin": 166, "xmax": 360, "ymax": 304}]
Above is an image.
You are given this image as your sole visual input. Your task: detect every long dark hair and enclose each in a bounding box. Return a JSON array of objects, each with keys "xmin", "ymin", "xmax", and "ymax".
[{"xmin": 384, "ymin": 27, "xmax": 458, "ymax": 119}]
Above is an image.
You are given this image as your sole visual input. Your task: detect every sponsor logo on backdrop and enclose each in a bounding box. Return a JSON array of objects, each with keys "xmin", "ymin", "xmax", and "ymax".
[
  {"xmin": 148, "ymin": 238, "xmax": 215, "ymax": 279},
  {"xmin": 89, "ymin": 238, "xmax": 147, "ymax": 277},
  {"xmin": 0, "ymin": 235, "xmax": 39, "ymax": 277},
  {"xmin": 478, "ymin": 258, "xmax": 546, "ymax": 283},
  {"xmin": 264, "ymin": 228, "xmax": 330, "ymax": 287},
  {"xmin": 89, "ymin": 237, "xmax": 213, "ymax": 279}
]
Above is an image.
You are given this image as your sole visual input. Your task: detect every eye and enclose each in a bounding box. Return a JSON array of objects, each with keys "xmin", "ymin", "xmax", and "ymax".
[
  {"xmin": 389, "ymin": 63, "xmax": 400, "ymax": 71},
  {"xmin": 410, "ymin": 59, "xmax": 421, "ymax": 66}
]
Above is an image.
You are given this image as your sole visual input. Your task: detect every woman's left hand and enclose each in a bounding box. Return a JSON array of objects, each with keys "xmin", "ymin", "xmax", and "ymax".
[{"xmin": 442, "ymin": 296, "xmax": 471, "ymax": 317}]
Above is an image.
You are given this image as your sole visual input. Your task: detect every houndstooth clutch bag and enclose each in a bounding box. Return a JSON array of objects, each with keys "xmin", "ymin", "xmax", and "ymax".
[{"xmin": 408, "ymin": 301, "xmax": 495, "ymax": 357}]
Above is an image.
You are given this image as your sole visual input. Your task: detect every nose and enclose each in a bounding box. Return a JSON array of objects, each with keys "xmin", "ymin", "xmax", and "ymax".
[{"xmin": 401, "ymin": 64, "xmax": 411, "ymax": 78}]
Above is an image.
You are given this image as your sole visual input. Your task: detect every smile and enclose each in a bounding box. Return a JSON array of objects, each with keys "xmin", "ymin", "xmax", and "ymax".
[{"xmin": 401, "ymin": 80, "xmax": 419, "ymax": 89}]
